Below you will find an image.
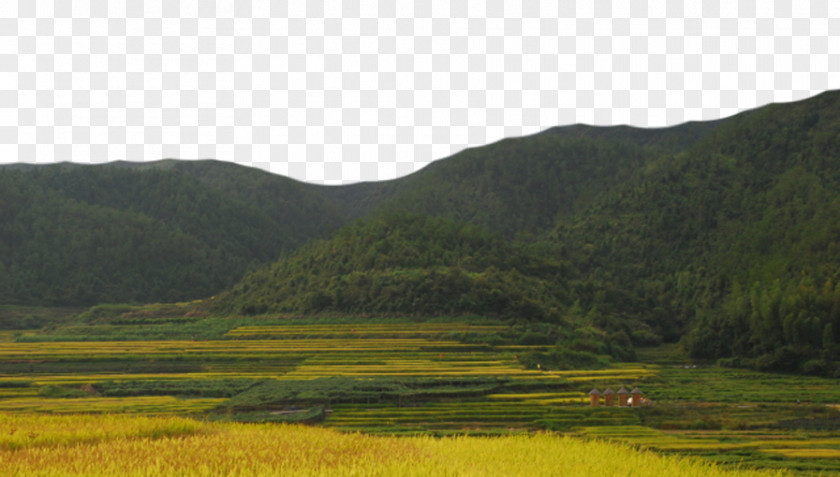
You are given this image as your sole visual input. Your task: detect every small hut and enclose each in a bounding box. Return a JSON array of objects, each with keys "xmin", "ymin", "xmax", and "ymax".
[
  {"xmin": 588, "ymin": 388, "xmax": 601, "ymax": 407},
  {"xmin": 617, "ymin": 386, "xmax": 629, "ymax": 407},
  {"xmin": 631, "ymin": 387, "xmax": 643, "ymax": 407},
  {"xmin": 603, "ymin": 388, "xmax": 615, "ymax": 406}
]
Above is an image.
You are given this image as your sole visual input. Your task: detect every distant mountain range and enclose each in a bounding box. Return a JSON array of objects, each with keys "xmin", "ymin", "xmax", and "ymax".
[{"xmin": 4, "ymin": 90, "xmax": 840, "ymax": 374}]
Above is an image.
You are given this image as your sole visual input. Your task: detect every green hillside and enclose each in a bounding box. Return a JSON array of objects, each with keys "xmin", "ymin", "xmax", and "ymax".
[
  {"xmin": 543, "ymin": 91, "xmax": 840, "ymax": 373},
  {"xmin": 213, "ymin": 90, "xmax": 840, "ymax": 374},
  {"xmin": 0, "ymin": 164, "xmax": 349, "ymax": 305},
  {"xmin": 358, "ymin": 115, "xmax": 725, "ymax": 239},
  {"xmin": 211, "ymin": 212, "xmax": 568, "ymax": 320},
  {"xmin": 209, "ymin": 211, "xmax": 632, "ymax": 364},
  {"xmin": 373, "ymin": 135, "xmax": 654, "ymax": 237},
  {"xmin": 0, "ymin": 118, "xmax": 719, "ymax": 308}
]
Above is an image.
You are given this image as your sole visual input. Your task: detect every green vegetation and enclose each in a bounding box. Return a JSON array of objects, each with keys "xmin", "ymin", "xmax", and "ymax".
[
  {"xmin": 212, "ymin": 212, "xmax": 568, "ymax": 319},
  {"xmin": 202, "ymin": 90, "xmax": 840, "ymax": 374},
  {"xmin": 0, "ymin": 162, "xmax": 349, "ymax": 306},
  {"xmin": 94, "ymin": 379, "xmax": 262, "ymax": 398},
  {"xmin": 0, "ymin": 305, "xmax": 82, "ymax": 330},
  {"xmin": 222, "ymin": 376, "xmax": 509, "ymax": 410},
  {"xmin": 208, "ymin": 212, "xmax": 638, "ymax": 361},
  {"xmin": 537, "ymin": 93, "xmax": 840, "ymax": 370},
  {"xmin": 685, "ymin": 277, "xmax": 840, "ymax": 376},
  {"xmin": 374, "ymin": 135, "xmax": 649, "ymax": 237}
]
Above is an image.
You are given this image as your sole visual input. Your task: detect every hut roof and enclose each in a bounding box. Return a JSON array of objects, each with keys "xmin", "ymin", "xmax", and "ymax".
[
  {"xmin": 603, "ymin": 388, "xmax": 615, "ymax": 395},
  {"xmin": 617, "ymin": 386, "xmax": 629, "ymax": 394},
  {"xmin": 631, "ymin": 387, "xmax": 642, "ymax": 394},
  {"xmin": 588, "ymin": 388, "xmax": 601, "ymax": 395}
]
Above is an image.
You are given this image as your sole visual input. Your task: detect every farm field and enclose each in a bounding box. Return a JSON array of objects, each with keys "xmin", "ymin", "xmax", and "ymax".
[
  {"xmin": 0, "ymin": 413, "xmax": 787, "ymax": 476},
  {"xmin": 1, "ymin": 310, "xmax": 839, "ymax": 475}
]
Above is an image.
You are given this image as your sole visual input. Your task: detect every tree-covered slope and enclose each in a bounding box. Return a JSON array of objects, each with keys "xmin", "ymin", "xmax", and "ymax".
[
  {"xmin": 371, "ymin": 136, "xmax": 659, "ymax": 237},
  {"xmin": 538, "ymin": 90, "xmax": 840, "ymax": 373},
  {"xmin": 210, "ymin": 212, "xmax": 569, "ymax": 320},
  {"xmin": 150, "ymin": 160, "xmax": 350, "ymax": 244},
  {"xmin": 675, "ymin": 92, "xmax": 840, "ymax": 373},
  {"xmin": 0, "ymin": 104, "xmax": 730, "ymax": 308},
  {"xmin": 0, "ymin": 164, "xmax": 350, "ymax": 306},
  {"xmin": 353, "ymin": 116, "xmax": 725, "ymax": 239}
]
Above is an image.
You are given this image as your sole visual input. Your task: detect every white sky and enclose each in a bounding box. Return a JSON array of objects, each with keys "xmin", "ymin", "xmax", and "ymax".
[{"xmin": 0, "ymin": 0, "xmax": 838, "ymax": 184}]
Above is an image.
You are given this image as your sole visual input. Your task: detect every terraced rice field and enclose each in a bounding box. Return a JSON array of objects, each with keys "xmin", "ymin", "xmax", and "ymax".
[
  {"xmin": 0, "ymin": 318, "xmax": 557, "ymax": 415},
  {"xmin": 0, "ymin": 396, "xmax": 224, "ymax": 414},
  {"xmin": 1, "ymin": 315, "xmax": 839, "ymax": 475},
  {"xmin": 324, "ymin": 401, "xmax": 643, "ymax": 436},
  {"xmin": 576, "ymin": 426, "xmax": 840, "ymax": 475}
]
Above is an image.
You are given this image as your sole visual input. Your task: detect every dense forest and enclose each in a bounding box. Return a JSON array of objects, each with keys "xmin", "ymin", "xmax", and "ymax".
[
  {"xmin": 4, "ymin": 90, "xmax": 840, "ymax": 375},
  {"xmin": 211, "ymin": 212, "xmax": 568, "ymax": 319},
  {"xmin": 547, "ymin": 91, "xmax": 840, "ymax": 374},
  {"xmin": 0, "ymin": 164, "xmax": 351, "ymax": 304}
]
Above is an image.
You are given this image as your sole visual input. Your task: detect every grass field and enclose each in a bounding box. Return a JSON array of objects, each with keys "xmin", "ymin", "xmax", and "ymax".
[{"xmin": 1, "ymin": 309, "xmax": 839, "ymax": 475}]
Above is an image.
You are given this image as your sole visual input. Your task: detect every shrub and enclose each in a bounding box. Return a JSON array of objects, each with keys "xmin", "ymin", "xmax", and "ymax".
[{"xmin": 801, "ymin": 359, "xmax": 832, "ymax": 376}]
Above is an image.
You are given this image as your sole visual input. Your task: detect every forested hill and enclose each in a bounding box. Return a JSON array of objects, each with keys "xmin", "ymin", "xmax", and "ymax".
[
  {"xmin": 210, "ymin": 212, "xmax": 569, "ymax": 319},
  {"xmin": 0, "ymin": 104, "xmax": 726, "ymax": 307},
  {"xmin": 543, "ymin": 90, "xmax": 840, "ymax": 374},
  {"xmin": 362, "ymin": 117, "xmax": 724, "ymax": 238},
  {"xmin": 0, "ymin": 162, "xmax": 351, "ymax": 305},
  {"xmin": 215, "ymin": 90, "xmax": 840, "ymax": 375}
]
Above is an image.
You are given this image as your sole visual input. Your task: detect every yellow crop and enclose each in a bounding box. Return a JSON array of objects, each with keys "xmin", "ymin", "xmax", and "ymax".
[
  {"xmin": 0, "ymin": 413, "xmax": 203, "ymax": 451},
  {"xmin": 0, "ymin": 396, "xmax": 224, "ymax": 414},
  {"xmin": 0, "ymin": 413, "xmax": 786, "ymax": 476},
  {"xmin": 0, "ymin": 338, "xmax": 474, "ymax": 358},
  {"xmin": 764, "ymin": 448, "xmax": 840, "ymax": 458}
]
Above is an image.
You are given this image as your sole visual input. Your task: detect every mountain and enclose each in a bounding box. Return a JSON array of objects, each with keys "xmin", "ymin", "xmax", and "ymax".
[
  {"xmin": 0, "ymin": 162, "xmax": 352, "ymax": 305},
  {"xmin": 6, "ymin": 90, "xmax": 840, "ymax": 376},
  {"xmin": 542, "ymin": 90, "xmax": 840, "ymax": 372},
  {"xmin": 364, "ymin": 120, "xmax": 724, "ymax": 238},
  {"xmin": 213, "ymin": 90, "xmax": 840, "ymax": 374},
  {"xmin": 0, "ymin": 107, "xmax": 725, "ymax": 307}
]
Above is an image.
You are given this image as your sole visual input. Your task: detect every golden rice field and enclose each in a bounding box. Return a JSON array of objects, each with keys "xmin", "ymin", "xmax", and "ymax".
[
  {"xmin": 0, "ymin": 338, "xmax": 482, "ymax": 358},
  {"xmin": 0, "ymin": 413, "xmax": 787, "ymax": 477},
  {"xmin": 0, "ymin": 396, "xmax": 224, "ymax": 414}
]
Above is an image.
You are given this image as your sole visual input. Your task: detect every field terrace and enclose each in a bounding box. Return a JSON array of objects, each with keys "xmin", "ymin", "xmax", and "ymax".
[{"xmin": 1, "ymin": 315, "xmax": 839, "ymax": 475}]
